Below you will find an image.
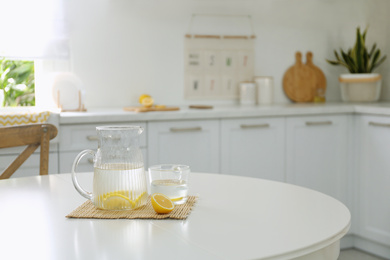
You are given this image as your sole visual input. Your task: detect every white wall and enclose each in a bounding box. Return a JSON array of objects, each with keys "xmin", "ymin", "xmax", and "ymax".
[
  {"xmin": 60, "ymin": 0, "xmax": 390, "ymax": 109},
  {"xmin": 365, "ymin": 0, "xmax": 390, "ymax": 100}
]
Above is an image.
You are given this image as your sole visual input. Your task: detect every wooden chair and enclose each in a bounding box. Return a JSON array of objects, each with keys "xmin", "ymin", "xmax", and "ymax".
[{"xmin": 0, "ymin": 124, "xmax": 58, "ymax": 179}]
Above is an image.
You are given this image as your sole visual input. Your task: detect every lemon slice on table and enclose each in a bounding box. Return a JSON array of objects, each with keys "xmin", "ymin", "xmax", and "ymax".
[{"xmin": 151, "ymin": 193, "xmax": 175, "ymax": 214}]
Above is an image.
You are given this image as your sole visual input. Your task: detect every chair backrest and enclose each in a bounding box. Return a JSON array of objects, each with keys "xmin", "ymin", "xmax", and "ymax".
[{"xmin": 0, "ymin": 124, "xmax": 58, "ymax": 179}]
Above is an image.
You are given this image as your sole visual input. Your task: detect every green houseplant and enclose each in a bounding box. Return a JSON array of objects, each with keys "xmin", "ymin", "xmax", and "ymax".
[
  {"xmin": 326, "ymin": 27, "xmax": 386, "ymax": 102},
  {"xmin": 327, "ymin": 27, "xmax": 386, "ymax": 73}
]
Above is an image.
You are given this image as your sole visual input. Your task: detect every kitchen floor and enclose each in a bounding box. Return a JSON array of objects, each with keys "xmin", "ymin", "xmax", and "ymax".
[{"xmin": 339, "ymin": 248, "xmax": 387, "ymax": 260}]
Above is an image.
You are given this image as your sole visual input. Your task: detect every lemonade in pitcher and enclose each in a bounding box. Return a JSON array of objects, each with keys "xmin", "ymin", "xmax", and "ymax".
[{"xmin": 93, "ymin": 163, "xmax": 148, "ymax": 210}]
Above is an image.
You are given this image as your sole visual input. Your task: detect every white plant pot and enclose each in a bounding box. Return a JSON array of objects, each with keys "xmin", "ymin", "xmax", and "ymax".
[{"xmin": 339, "ymin": 73, "xmax": 382, "ymax": 102}]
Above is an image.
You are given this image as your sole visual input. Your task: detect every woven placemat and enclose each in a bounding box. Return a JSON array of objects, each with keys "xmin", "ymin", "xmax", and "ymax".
[{"xmin": 66, "ymin": 195, "xmax": 198, "ymax": 220}]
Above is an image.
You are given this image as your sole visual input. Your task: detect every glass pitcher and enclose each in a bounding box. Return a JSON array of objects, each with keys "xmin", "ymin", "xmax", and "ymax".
[{"xmin": 71, "ymin": 126, "xmax": 148, "ymax": 210}]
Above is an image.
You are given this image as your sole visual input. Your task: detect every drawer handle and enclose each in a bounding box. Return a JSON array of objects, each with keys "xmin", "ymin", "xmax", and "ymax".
[
  {"xmin": 170, "ymin": 127, "xmax": 202, "ymax": 132},
  {"xmin": 305, "ymin": 121, "xmax": 333, "ymax": 126},
  {"xmin": 240, "ymin": 124, "xmax": 270, "ymax": 129},
  {"xmin": 369, "ymin": 122, "xmax": 390, "ymax": 127},
  {"xmin": 86, "ymin": 135, "xmax": 99, "ymax": 141}
]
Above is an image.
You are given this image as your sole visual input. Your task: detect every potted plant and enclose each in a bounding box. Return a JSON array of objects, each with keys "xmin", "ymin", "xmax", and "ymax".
[{"xmin": 326, "ymin": 27, "xmax": 386, "ymax": 102}]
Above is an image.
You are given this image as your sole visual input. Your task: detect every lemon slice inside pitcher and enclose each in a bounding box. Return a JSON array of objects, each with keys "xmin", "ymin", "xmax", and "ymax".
[{"xmin": 98, "ymin": 191, "xmax": 147, "ymax": 210}]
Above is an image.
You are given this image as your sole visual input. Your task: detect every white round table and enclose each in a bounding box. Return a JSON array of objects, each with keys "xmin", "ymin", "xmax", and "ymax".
[{"xmin": 0, "ymin": 172, "xmax": 350, "ymax": 260}]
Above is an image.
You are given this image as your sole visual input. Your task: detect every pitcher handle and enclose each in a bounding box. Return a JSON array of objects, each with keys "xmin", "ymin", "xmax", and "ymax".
[{"xmin": 71, "ymin": 149, "xmax": 95, "ymax": 200}]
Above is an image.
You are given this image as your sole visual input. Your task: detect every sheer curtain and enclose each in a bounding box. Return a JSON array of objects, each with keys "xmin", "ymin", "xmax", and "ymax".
[{"xmin": 0, "ymin": 0, "xmax": 68, "ymax": 59}]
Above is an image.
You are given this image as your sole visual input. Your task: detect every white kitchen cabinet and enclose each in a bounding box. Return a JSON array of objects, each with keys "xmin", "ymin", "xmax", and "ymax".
[
  {"xmin": 59, "ymin": 149, "xmax": 147, "ymax": 173},
  {"xmin": 147, "ymin": 120, "xmax": 219, "ymax": 173},
  {"xmin": 286, "ymin": 115, "xmax": 349, "ymax": 205},
  {"xmin": 356, "ymin": 115, "xmax": 390, "ymax": 247},
  {"xmin": 220, "ymin": 117, "xmax": 285, "ymax": 181},
  {"xmin": 59, "ymin": 122, "xmax": 147, "ymax": 173}
]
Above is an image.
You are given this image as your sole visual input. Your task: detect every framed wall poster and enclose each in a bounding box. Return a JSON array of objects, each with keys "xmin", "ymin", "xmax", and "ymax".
[
  {"xmin": 184, "ymin": 12, "xmax": 255, "ymax": 100},
  {"xmin": 184, "ymin": 35, "xmax": 254, "ymax": 99}
]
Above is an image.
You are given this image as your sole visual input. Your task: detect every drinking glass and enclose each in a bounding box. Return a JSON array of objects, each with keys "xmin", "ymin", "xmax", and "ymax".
[{"xmin": 148, "ymin": 164, "xmax": 190, "ymax": 205}]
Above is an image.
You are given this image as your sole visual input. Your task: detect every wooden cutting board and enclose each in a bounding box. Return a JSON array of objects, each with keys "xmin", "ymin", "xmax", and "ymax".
[
  {"xmin": 306, "ymin": 51, "xmax": 326, "ymax": 97},
  {"xmin": 123, "ymin": 106, "xmax": 180, "ymax": 113},
  {"xmin": 283, "ymin": 52, "xmax": 316, "ymax": 102}
]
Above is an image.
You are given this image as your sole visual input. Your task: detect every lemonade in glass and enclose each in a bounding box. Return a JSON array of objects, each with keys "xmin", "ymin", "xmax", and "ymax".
[{"xmin": 148, "ymin": 164, "xmax": 190, "ymax": 205}]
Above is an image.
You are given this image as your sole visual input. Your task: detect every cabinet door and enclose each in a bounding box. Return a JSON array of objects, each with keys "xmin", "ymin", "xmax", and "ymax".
[
  {"xmin": 286, "ymin": 115, "xmax": 349, "ymax": 204},
  {"xmin": 59, "ymin": 148, "xmax": 147, "ymax": 173},
  {"xmin": 0, "ymin": 152, "xmax": 59, "ymax": 178},
  {"xmin": 148, "ymin": 120, "xmax": 219, "ymax": 173},
  {"xmin": 221, "ymin": 117, "xmax": 285, "ymax": 181},
  {"xmin": 59, "ymin": 122, "xmax": 147, "ymax": 173},
  {"xmin": 357, "ymin": 115, "xmax": 390, "ymax": 245},
  {"xmin": 59, "ymin": 122, "xmax": 147, "ymax": 152}
]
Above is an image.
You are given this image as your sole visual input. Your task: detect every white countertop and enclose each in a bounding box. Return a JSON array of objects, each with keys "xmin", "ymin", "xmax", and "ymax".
[{"xmin": 58, "ymin": 102, "xmax": 390, "ymax": 124}]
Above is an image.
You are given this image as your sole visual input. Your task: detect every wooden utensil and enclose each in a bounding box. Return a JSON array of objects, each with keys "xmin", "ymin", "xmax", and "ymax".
[
  {"xmin": 189, "ymin": 105, "xmax": 213, "ymax": 109},
  {"xmin": 123, "ymin": 106, "xmax": 180, "ymax": 113},
  {"xmin": 306, "ymin": 51, "xmax": 326, "ymax": 101},
  {"xmin": 283, "ymin": 52, "xmax": 316, "ymax": 102}
]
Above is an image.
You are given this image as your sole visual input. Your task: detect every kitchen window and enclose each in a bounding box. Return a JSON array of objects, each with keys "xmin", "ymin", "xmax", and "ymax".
[
  {"xmin": 0, "ymin": 0, "xmax": 69, "ymax": 109},
  {"xmin": 0, "ymin": 58, "xmax": 35, "ymax": 107}
]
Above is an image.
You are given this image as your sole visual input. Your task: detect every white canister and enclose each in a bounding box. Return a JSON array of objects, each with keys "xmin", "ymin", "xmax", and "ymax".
[
  {"xmin": 239, "ymin": 82, "xmax": 257, "ymax": 106},
  {"xmin": 255, "ymin": 76, "xmax": 274, "ymax": 105}
]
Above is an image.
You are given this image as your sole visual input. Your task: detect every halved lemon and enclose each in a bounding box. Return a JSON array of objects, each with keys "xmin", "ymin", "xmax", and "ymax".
[
  {"xmin": 138, "ymin": 94, "xmax": 151, "ymax": 104},
  {"xmin": 151, "ymin": 193, "xmax": 175, "ymax": 214},
  {"xmin": 141, "ymin": 97, "xmax": 154, "ymax": 107}
]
